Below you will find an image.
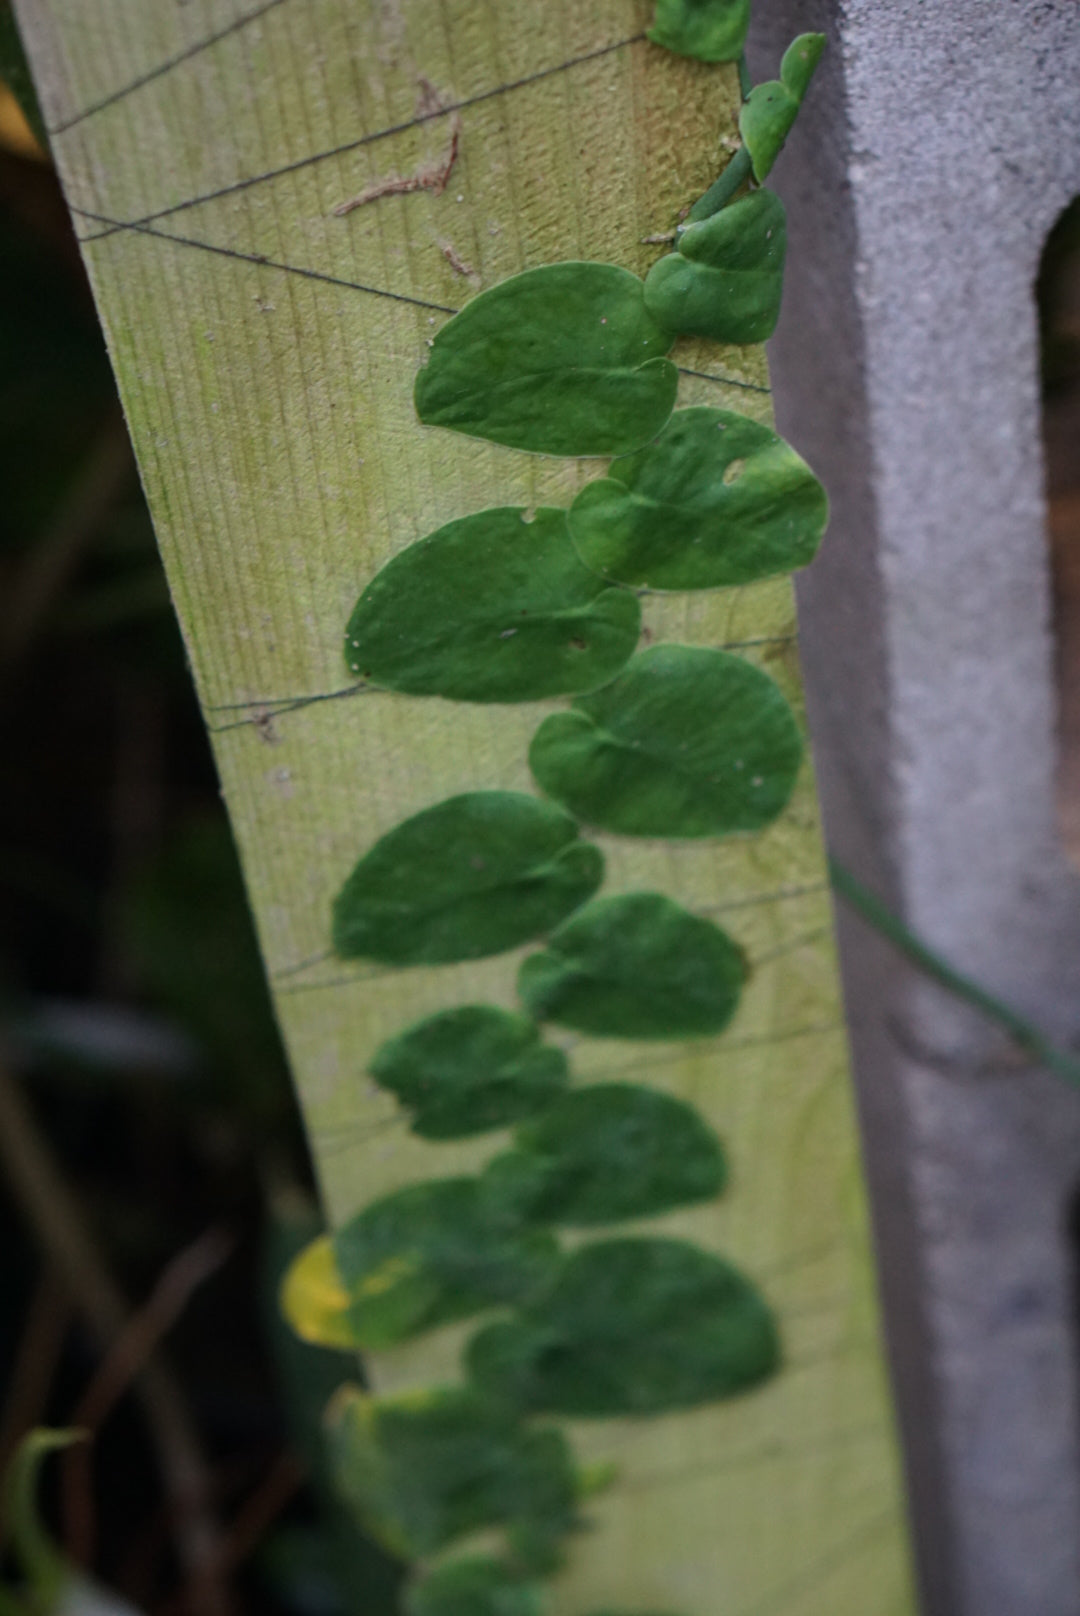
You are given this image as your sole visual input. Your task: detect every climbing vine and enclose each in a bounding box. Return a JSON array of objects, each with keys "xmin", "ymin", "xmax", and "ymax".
[{"xmin": 284, "ymin": 9, "xmax": 826, "ymax": 1616}]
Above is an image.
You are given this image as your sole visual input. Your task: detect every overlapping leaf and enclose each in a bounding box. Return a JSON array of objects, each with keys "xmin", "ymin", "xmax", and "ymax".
[
  {"xmin": 406, "ymin": 1557, "xmax": 543, "ymax": 1616},
  {"xmin": 344, "ymin": 508, "xmax": 640, "ymax": 703},
  {"xmin": 414, "ymin": 264, "xmax": 677, "ymax": 456},
  {"xmin": 329, "ymin": 1385, "xmax": 580, "ymax": 1564},
  {"xmin": 647, "ymin": 0, "xmax": 750, "ymax": 62},
  {"xmin": 529, "ymin": 645, "xmax": 803, "ymax": 839},
  {"xmin": 643, "ymin": 189, "xmax": 786, "ymax": 344},
  {"xmin": 482, "ymin": 1083, "xmax": 726, "ymax": 1225},
  {"xmin": 370, "ymin": 1006, "xmax": 569, "ymax": 1139},
  {"xmin": 467, "ymin": 1239, "xmax": 780, "ymax": 1416},
  {"xmin": 568, "ymin": 406, "xmax": 827, "ymax": 590},
  {"xmin": 518, "ymin": 892, "xmax": 745, "ymax": 1038},
  {"xmin": 332, "ymin": 793, "xmax": 603, "ymax": 966},
  {"xmin": 331, "ymin": 1178, "xmax": 559, "ymax": 1348}
]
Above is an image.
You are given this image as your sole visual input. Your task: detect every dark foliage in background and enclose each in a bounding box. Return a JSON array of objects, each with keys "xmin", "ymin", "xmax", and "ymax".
[{"xmin": 0, "ymin": 41, "xmax": 398, "ymax": 1616}]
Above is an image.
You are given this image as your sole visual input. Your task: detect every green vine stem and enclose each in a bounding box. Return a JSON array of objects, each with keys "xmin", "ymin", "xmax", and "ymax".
[
  {"xmin": 684, "ymin": 145, "xmax": 753, "ymax": 226},
  {"xmin": 830, "ymin": 857, "xmax": 1080, "ymax": 1087}
]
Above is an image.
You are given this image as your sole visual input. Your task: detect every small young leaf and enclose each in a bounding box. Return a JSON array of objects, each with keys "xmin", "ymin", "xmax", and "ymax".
[
  {"xmin": 780, "ymin": 30, "xmax": 827, "ymax": 100},
  {"xmin": 332, "ymin": 793, "xmax": 604, "ymax": 966},
  {"xmin": 406, "ymin": 1558, "xmax": 543, "ymax": 1616},
  {"xmin": 414, "ymin": 263, "xmax": 677, "ymax": 457},
  {"xmin": 331, "ymin": 1178, "xmax": 559, "ymax": 1347},
  {"xmin": 370, "ymin": 1006, "xmax": 570, "ymax": 1139},
  {"xmin": 329, "ymin": 1384, "xmax": 580, "ymax": 1564},
  {"xmin": 482, "ymin": 1083, "xmax": 726, "ymax": 1225},
  {"xmin": 466, "ymin": 1238, "xmax": 780, "ymax": 1416},
  {"xmin": 517, "ymin": 892, "xmax": 745, "ymax": 1039},
  {"xmin": 344, "ymin": 508, "xmax": 641, "ymax": 703},
  {"xmin": 568, "ymin": 405, "xmax": 827, "ymax": 590},
  {"xmin": 647, "ymin": 0, "xmax": 750, "ymax": 62},
  {"xmin": 280, "ymin": 1234, "xmax": 357, "ymax": 1350},
  {"xmin": 739, "ymin": 34, "xmax": 825, "ymax": 180},
  {"xmin": 528, "ymin": 644, "xmax": 803, "ymax": 839},
  {"xmin": 643, "ymin": 190, "xmax": 786, "ymax": 345}
]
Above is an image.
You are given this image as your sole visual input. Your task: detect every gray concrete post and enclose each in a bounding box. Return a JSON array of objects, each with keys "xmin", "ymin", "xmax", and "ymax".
[{"xmin": 747, "ymin": 3, "xmax": 1080, "ymax": 1612}]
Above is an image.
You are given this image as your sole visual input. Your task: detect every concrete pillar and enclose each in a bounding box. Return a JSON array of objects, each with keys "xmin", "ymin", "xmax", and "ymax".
[{"xmin": 747, "ymin": 3, "xmax": 1080, "ymax": 1611}]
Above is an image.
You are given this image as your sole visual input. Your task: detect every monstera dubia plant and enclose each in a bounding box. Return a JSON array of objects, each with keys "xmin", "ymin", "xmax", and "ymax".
[{"xmin": 284, "ymin": 9, "xmax": 828, "ymax": 1616}]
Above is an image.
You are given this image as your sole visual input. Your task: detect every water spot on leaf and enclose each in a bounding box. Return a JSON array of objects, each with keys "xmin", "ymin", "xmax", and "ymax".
[
  {"xmin": 567, "ymin": 406, "xmax": 826, "ymax": 590},
  {"xmin": 647, "ymin": 0, "xmax": 750, "ymax": 62},
  {"xmin": 643, "ymin": 190, "xmax": 787, "ymax": 345},
  {"xmin": 528, "ymin": 644, "xmax": 803, "ymax": 838},
  {"xmin": 414, "ymin": 263, "xmax": 677, "ymax": 457},
  {"xmin": 331, "ymin": 1177, "xmax": 559, "ymax": 1347},
  {"xmin": 517, "ymin": 892, "xmax": 745, "ymax": 1039},
  {"xmin": 370, "ymin": 1005, "xmax": 570, "ymax": 1139},
  {"xmin": 466, "ymin": 1238, "xmax": 780, "ymax": 1416},
  {"xmin": 332, "ymin": 792, "xmax": 604, "ymax": 966},
  {"xmin": 481, "ymin": 1082, "xmax": 726, "ymax": 1225},
  {"xmin": 343, "ymin": 508, "xmax": 641, "ymax": 703}
]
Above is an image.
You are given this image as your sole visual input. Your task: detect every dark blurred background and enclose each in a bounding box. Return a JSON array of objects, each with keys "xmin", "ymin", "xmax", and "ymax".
[{"xmin": 0, "ymin": 25, "xmax": 400, "ymax": 1615}]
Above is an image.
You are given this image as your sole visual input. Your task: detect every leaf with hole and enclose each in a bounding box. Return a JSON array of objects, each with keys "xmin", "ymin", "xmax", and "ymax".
[
  {"xmin": 329, "ymin": 1384, "xmax": 580, "ymax": 1564},
  {"xmin": 331, "ymin": 1178, "xmax": 558, "ymax": 1348},
  {"xmin": 643, "ymin": 190, "xmax": 786, "ymax": 345},
  {"xmin": 529, "ymin": 644, "xmax": 803, "ymax": 839},
  {"xmin": 332, "ymin": 792, "xmax": 603, "ymax": 966},
  {"xmin": 518, "ymin": 892, "xmax": 745, "ymax": 1039},
  {"xmin": 568, "ymin": 406, "xmax": 827, "ymax": 590},
  {"xmin": 647, "ymin": 0, "xmax": 750, "ymax": 61},
  {"xmin": 739, "ymin": 34, "xmax": 825, "ymax": 181},
  {"xmin": 344, "ymin": 508, "xmax": 641, "ymax": 702},
  {"xmin": 482, "ymin": 1083, "xmax": 726, "ymax": 1226},
  {"xmin": 414, "ymin": 263, "xmax": 677, "ymax": 456},
  {"xmin": 370, "ymin": 1006, "xmax": 569, "ymax": 1139},
  {"xmin": 466, "ymin": 1238, "xmax": 780, "ymax": 1416}
]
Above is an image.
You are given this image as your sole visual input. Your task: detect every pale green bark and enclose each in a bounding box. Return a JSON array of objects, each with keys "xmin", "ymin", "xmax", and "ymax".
[{"xmin": 16, "ymin": 3, "xmax": 916, "ymax": 1610}]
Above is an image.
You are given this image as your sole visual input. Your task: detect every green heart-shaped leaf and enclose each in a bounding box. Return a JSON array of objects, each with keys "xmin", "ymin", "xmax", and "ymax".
[
  {"xmin": 528, "ymin": 644, "xmax": 803, "ymax": 839},
  {"xmin": 414, "ymin": 263, "xmax": 677, "ymax": 457},
  {"xmin": 739, "ymin": 33, "xmax": 825, "ymax": 180},
  {"xmin": 780, "ymin": 29, "xmax": 826, "ymax": 100},
  {"xmin": 643, "ymin": 189, "xmax": 786, "ymax": 344},
  {"xmin": 466, "ymin": 1238, "xmax": 780, "ymax": 1416},
  {"xmin": 370, "ymin": 1006, "xmax": 569, "ymax": 1139},
  {"xmin": 568, "ymin": 405, "xmax": 827, "ymax": 590},
  {"xmin": 405, "ymin": 1558, "xmax": 543, "ymax": 1616},
  {"xmin": 647, "ymin": 0, "xmax": 750, "ymax": 62},
  {"xmin": 344, "ymin": 507, "xmax": 641, "ymax": 703},
  {"xmin": 332, "ymin": 1178, "xmax": 558, "ymax": 1348},
  {"xmin": 333, "ymin": 792, "xmax": 604, "ymax": 966},
  {"xmin": 329, "ymin": 1385, "xmax": 579, "ymax": 1563},
  {"xmin": 517, "ymin": 892, "xmax": 745, "ymax": 1039},
  {"xmin": 482, "ymin": 1083, "xmax": 726, "ymax": 1226}
]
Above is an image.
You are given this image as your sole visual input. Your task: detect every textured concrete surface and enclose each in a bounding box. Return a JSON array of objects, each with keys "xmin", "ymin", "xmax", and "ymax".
[{"xmin": 747, "ymin": 3, "xmax": 1080, "ymax": 1611}]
